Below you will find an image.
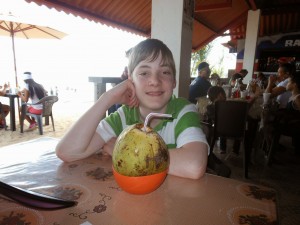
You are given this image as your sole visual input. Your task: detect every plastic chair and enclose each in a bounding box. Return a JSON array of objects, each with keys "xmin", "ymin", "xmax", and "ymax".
[
  {"xmin": 20, "ymin": 96, "xmax": 58, "ymax": 135},
  {"xmin": 0, "ymin": 102, "xmax": 7, "ymax": 130},
  {"xmin": 211, "ymin": 100, "xmax": 249, "ymax": 178}
]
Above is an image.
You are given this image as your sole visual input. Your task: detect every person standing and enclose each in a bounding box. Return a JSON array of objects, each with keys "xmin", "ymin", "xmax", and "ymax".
[
  {"xmin": 229, "ymin": 69, "xmax": 248, "ymax": 90},
  {"xmin": 189, "ymin": 62, "xmax": 211, "ymax": 104},
  {"xmin": 17, "ymin": 72, "xmax": 47, "ymax": 130}
]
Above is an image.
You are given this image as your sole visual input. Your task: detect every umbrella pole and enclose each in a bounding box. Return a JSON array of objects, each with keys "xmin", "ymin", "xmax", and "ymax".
[
  {"xmin": 11, "ymin": 32, "xmax": 21, "ymax": 126},
  {"xmin": 11, "ymin": 30, "xmax": 18, "ymax": 88}
]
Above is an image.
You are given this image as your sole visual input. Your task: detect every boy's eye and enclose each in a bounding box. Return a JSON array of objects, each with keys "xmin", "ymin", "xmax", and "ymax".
[
  {"xmin": 139, "ymin": 72, "xmax": 148, "ymax": 76},
  {"xmin": 162, "ymin": 70, "xmax": 172, "ymax": 75}
]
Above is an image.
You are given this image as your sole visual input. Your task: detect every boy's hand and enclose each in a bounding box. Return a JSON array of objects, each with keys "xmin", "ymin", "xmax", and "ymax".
[
  {"xmin": 102, "ymin": 137, "xmax": 117, "ymax": 155},
  {"xmin": 109, "ymin": 79, "xmax": 139, "ymax": 108}
]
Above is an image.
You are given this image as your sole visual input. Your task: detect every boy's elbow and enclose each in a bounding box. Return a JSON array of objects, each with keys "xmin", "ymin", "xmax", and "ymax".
[
  {"xmin": 187, "ymin": 144, "xmax": 208, "ymax": 179},
  {"xmin": 189, "ymin": 163, "xmax": 207, "ymax": 179},
  {"xmin": 55, "ymin": 146, "xmax": 73, "ymax": 163}
]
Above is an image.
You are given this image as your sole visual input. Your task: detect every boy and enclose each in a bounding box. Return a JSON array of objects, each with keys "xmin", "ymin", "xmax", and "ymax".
[{"xmin": 56, "ymin": 39, "xmax": 209, "ymax": 179}]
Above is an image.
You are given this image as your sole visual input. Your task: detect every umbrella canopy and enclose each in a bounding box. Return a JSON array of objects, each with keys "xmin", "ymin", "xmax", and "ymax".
[{"xmin": 0, "ymin": 13, "xmax": 67, "ymax": 87}]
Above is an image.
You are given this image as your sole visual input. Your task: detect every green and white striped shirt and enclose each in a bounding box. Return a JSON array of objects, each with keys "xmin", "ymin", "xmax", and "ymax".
[{"xmin": 96, "ymin": 96, "xmax": 209, "ymax": 151}]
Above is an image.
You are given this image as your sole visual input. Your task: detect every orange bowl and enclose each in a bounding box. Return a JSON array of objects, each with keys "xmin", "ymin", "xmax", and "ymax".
[{"xmin": 112, "ymin": 167, "xmax": 168, "ymax": 195}]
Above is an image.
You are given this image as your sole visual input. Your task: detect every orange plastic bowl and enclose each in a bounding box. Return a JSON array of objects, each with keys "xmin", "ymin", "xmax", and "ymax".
[{"xmin": 112, "ymin": 167, "xmax": 168, "ymax": 195}]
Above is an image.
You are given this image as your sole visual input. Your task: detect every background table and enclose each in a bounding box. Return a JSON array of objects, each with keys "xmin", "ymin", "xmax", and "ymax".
[
  {"xmin": 2, "ymin": 93, "xmax": 19, "ymax": 131},
  {"xmin": 0, "ymin": 137, "xmax": 278, "ymax": 225}
]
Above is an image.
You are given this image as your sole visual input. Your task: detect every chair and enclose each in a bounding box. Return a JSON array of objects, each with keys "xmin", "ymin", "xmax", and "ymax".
[
  {"xmin": 210, "ymin": 100, "xmax": 249, "ymax": 178},
  {"xmin": 0, "ymin": 102, "xmax": 7, "ymax": 130},
  {"xmin": 266, "ymin": 109, "xmax": 300, "ymax": 166},
  {"xmin": 199, "ymin": 104, "xmax": 232, "ymax": 178},
  {"xmin": 20, "ymin": 96, "xmax": 58, "ymax": 135}
]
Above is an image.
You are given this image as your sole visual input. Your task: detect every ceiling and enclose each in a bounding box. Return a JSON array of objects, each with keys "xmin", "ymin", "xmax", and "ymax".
[{"xmin": 25, "ymin": 0, "xmax": 300, "ymax": 51}]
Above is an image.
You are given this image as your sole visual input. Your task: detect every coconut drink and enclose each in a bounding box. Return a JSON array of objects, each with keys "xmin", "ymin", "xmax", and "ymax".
[{"xmin": 112, "ymin": 113, "xmax": 172, "ymax": 194}]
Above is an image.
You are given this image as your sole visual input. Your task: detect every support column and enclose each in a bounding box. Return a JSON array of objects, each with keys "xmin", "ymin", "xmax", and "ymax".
[
  {"xmin": 243, "ymin": 9, "xmax": 261, "ymax": 84},
  {"xmin": 152, "ymin": 0, "xmax": 194, "ymax": 98}
]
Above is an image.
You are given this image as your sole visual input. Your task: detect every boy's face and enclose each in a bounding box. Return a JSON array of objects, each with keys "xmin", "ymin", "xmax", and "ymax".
[{"xmin": 129, "ymin": 53, "xmax": 176, "ymax": 113}]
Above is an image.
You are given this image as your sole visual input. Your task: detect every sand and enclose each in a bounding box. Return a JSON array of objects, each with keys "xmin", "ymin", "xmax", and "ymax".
[{"xmin": 0, "ymin": 91, "xmax": 94, "ymax": 147}]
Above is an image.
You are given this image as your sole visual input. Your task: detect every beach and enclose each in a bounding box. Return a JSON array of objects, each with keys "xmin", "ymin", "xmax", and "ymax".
[{"xmin": 0, "ymin": 89, "xmax": 94, "ymax": 147}]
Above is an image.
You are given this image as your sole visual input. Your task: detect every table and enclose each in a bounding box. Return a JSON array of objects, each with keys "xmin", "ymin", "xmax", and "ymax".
[
  {"xmin": 0, "ymin": 137, "xmax": 278, "ymax": 225},
  {"xmin": 88, "ymin": 77, "xmax": 122, "ymax": 102},
  {"xmin": 2, "ymin": 93, "xmax": 19, "ymax": 131}
]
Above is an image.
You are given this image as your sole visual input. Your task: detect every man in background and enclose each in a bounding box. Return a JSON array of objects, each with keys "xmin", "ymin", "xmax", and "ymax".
[{"xmin": 189, "ymin": 62, "xmax": 211, "ymax": 104}]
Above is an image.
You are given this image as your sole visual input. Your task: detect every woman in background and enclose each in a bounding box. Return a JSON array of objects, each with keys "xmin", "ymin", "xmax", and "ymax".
[{"xmin": 17, "ymin": 72, "xmax": 47, "ymax": 130}]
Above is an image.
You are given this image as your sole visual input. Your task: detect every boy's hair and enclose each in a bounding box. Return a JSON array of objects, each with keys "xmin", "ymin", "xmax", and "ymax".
[
  {"xmin": 207, "ymin": 86, "xmax": 226, "ymax": 102},
  {"xmin": 128, "ymin": 39, "xmax": 176, "ymax": 77}
]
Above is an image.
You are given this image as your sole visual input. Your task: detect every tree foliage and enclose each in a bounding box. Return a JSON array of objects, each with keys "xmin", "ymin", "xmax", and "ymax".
[{"xmin": 190, "ymin": 43, "xmax": 213, "ymax": 77}]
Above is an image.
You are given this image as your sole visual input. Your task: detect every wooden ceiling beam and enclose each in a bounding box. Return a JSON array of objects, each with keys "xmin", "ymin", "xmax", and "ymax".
[
  {"xmin": 195, "ymin": 0, "xmax": 232, "ymax": 12},
  {"xmin": 27, "ymin": 0, "xmax": 149, "ymax": 36}
]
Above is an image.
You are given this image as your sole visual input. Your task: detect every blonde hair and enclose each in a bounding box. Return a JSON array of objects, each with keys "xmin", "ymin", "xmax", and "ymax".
[{"xmin": 128, "ymin": 39, "xmax": 176, "ymax": 77}]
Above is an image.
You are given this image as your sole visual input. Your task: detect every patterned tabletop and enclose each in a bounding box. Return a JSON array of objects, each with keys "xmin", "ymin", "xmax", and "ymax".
[{"xmin": 0, "ymin": 137, "xmax": 278, "ymax": 225}]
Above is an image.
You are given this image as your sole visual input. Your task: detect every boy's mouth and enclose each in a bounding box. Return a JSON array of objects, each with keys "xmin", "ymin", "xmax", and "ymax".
[{"xmin": 146, "ymin": 91, "xmax": 164, "ymax": 96}]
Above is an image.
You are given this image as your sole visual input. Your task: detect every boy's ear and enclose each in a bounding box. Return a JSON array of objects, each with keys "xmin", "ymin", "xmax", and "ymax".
[{"xmin": 173, "ymin": 79, "xmax": 176, "ymax": 88}]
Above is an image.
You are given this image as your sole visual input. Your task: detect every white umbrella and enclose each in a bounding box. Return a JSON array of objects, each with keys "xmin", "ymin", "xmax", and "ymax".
[{"xmin": 0, "ymin": 12, "xmax": 67, "ymax": 87}]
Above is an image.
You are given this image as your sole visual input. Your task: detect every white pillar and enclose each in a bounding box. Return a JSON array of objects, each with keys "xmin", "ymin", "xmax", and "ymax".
[
  {"xmin": 243, "ymin": 9, "xmax": 261, "ymax": 83},
  {"xmin": 152, "ymin": 0, "xmax": 194, "ymax": 98}
]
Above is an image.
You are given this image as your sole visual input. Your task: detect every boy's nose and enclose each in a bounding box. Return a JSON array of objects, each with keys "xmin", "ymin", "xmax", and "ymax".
[{"xmin": 148, "ymin": 74, "xmax": 161, "ymax": 85}]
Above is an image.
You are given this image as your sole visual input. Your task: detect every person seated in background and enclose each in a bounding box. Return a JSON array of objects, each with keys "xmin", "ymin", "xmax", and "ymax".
[
  {"xmin": 229, "ymin": 69, "xmax": 248, "ymax": 90},
  {"xmin": 202, "ymin": 86, "xmax": 231, "ymax": 177},
  {"xmin": 265, "ymin": 62, "xmax": 295, "ymax": 108},
  {"xmin": 256, "ymin": 72, "xmax": 268, "ymax": 90},
  {"xmin": 270, "ymin": 71, "xmax": 300, "ymax": 154},
  {"xmin": 189, "ymin": 62, "xmax": 211, "ymax": 104},
  {"xmin": 210, "ymin": 73, "xmax": 221, "ymax": 86},
  {"xmin": 205, "ymin": 86, "xmax": 241, "ymax": 155},
  {"xmin": 0, "ymin": 84, "xmax": 10, "ymax": 128},
  {"xmin": 17, "ymin": 72, "xmax": 47, "ymax": 131}
]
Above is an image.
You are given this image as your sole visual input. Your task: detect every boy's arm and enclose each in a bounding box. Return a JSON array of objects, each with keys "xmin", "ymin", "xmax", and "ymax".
[
  {"xmin": 168, "ymin": 142, "xmax": 208, "ymax": 179},
  {"xmin": 102, "ymin": 139, "xmax": 208, "ymax": 180},
  {"xmin": 55, "ymin": 80, "xmax": 138, "ymax": 162}
]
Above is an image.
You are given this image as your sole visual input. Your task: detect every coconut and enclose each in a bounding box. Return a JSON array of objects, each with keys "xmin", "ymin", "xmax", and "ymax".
[{"xmin": 112, "ymin": 123, "xmax": 170, "ymax": 177}]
